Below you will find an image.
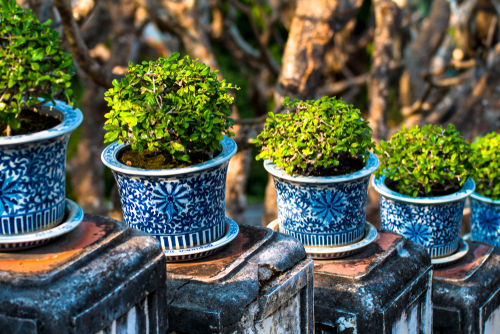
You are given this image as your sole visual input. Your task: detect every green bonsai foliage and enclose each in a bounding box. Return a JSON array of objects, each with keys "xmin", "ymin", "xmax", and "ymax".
[
  {"xmin": 0, "ymin": 0, "xmax": 75, "ymax": 132},
  {"xmin": 253, "ymin": 96, "xmax": 376, "ymax": 176},
  {"xmin": 104, "ymin": 53, "xmax": 238, "ymax": 163},
  {"xmin": 375, "ymin": 124, "xmax": 473, "ymax": 197},
  {"xmin": 470, "ymin": 132, "xmax": 500, "ymax": 200}
]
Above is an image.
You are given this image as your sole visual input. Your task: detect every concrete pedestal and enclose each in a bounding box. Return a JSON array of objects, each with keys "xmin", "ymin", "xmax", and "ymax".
[
  {"xmin": 433, "ymin": 240, "xmax": 500, "ymax": 334},
  {"xmin": 166, "ymin": 225, "xmax": 314, "ymax": 334},
  {"xmin": 314, "ymin": 230, "xmax": 433, "ymax": 333},
  {"xmin": 0, "ymin": 214, "xmax": 167, "ymax": 334}
]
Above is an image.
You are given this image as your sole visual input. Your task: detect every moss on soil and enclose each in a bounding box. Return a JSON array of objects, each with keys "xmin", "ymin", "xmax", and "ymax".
[
  {"xmin": 386, "ymin": 178, "xmax": 462, "ymax": 197},
  {"xmin": 118, "ymin": 146, "xmax": 221, "ymax": 169},
  {"xmin": 0, "ymin": 110, "xmax": 61, "ymax": 136},
  {"xmin": 292, "ymin": 157, "xmax": 365, "ymax": 177}
]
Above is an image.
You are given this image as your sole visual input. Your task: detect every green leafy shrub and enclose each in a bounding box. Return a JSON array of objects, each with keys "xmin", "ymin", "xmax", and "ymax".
[
  {"xmin": 104, "ymin": 53, "xmax": 238, "ymax": 164},
  {"xmin": 0, "ymin": 0, "xmax": 75, "ymax": 131},
  {"xmin": 253, "ymin": 96, "xmax": 375, "ymax": 176},
  {"xmin": 470, "ymin": 132, "xmax": 500, "ymax": 200},
  {"xmin": 375, "ymin": 124, "xmax": 473, "ymax": 197}
]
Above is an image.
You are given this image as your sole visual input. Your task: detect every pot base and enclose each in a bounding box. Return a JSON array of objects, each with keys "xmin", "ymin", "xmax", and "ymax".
[
  {"xmin": 0, "ymin": 199, "xmax": 83, "ymax": 251},
  {"xmin": 269, "ymin": 220, "xmax": 377, "ymax": 259},
  {"xmin": 279, "ymin": 223, "xmax": 365, "ymax": 247},
  {"xmin": 431, "ymin": 239, "xmax": 469, "ymax": 268},
  {"xmin": 158, "ymin": 220, "xmax": 226, "ymax": 250},
  {"xmin": 165, "ymin": 217, "xmax": 239, "ymax": 262}
]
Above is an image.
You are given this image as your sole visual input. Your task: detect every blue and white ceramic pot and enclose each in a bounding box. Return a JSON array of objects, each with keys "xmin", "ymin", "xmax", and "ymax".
[
  {"xmin": 101, "ymin": 136, "xmax": 237, "ymax": 250},
  {"xmin": 373, "ymin": 176, "xmax": 475, "ymax": 258},
  {"xmin": 264, "ymin": 153, "xmax": 379, "ymax": 247},
  {"xmin": 0, "ymin": 100, "xmax": 83, "ymax": 235},
  {"xmin": 470, "ymin": 192, "xmax": 500, "ymax": 247}
]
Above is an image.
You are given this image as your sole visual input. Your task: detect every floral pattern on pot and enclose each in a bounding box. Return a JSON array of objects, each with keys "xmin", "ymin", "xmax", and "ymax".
[
  {"xmin": 373, "ymin": 175, "xmax": 475, "ymax": 258},
  {"xmin": 470, "ymin": 193, "xmax": 500, "ymax": 247},
  {"xmin": 380, "ymin": 197, "xmax": 464, "ymax": 257},
  {"xmin": 265, "ymin": 153, "xmax": 379, "ymax": 247},
  {"xmin": 102, "ymin": 136, "xmax": 237, "ymax": 250},
  {"xmin": 0, "ymin": 100, "xmax": 82, "ymax": 235}
]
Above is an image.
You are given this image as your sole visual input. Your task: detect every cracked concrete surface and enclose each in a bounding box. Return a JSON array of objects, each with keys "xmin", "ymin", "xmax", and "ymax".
[{"xmin": 166, "ymin": 225, "xmax": 314, "ymax": 333}]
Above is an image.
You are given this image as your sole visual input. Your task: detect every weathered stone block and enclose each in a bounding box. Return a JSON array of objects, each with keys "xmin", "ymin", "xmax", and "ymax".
[
  {"xmin": 166, "ymin": 225, "xmax": 314, "ymax": 333},
  {"xmin": 0, "ymin": 214, "xmax": 167, "ymax": 334},
  {"xmin": 433, "ymin": 240, "xmax": 500, "ymax": 334},
  {"xmin": 314, "ymin": 230, "xmax": 433, "ymax": 333}
]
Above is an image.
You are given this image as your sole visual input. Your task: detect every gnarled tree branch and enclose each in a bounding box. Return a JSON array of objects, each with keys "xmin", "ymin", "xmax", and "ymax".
[{"xmin": 53, "ymin": 0, "xmax": 118, "ymax": 88}]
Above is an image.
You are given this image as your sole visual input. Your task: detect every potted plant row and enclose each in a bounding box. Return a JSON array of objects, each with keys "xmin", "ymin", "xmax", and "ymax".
[
  {"xmin": 253, "ymin": 96, "xmax": 378, "ymax": 247},
  {"xmin": 0, "ymin": 0, "xmax": 82, "ymax": 235},
  {"xmin": 469, "ymin": 132, "xmax": 500, "ymax": 246},
  {"xmin": 372, "ymin": 124, "xmax": 475, "ymax": 258},
  {"xmin": 101, "ymin": 53, "xmax": 238, "ymax": 250}
]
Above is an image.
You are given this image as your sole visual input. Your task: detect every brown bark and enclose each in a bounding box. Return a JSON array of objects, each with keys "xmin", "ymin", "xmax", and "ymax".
[
  {"xmin": 368, "ymin": 0, "xmax": 398, "ymax": 142},
  {"xmin": 68, "ymin": 0, "xmax": 140, "ymax": 217},
  {"xmin": 143, "ymin": 0, "xmax": 251, "ymax": 224},
  {"xmin": 275, "ymin": 0, "xmax": 363, "ymax": 102},
  {"xmin": 265, "ymin": 0, "xmax": 364, "ymax": 224},
  {"xmin": 366, "ymin": 0, "xmax": 399, "ymax": 227},
  {"xmin": 53, "ymin": 0, "xmax": 119, "ymax": 88},
  {"xmin": 401, "ymin": 0, "xmax": 450, "ymax": 106},
  {"xmin": 227, "ymin": 0, "xmax": 280, "ymax": 75},
  {"xmin": 446, "ymin": 68, "xmax": 500, "ymax": 140}
]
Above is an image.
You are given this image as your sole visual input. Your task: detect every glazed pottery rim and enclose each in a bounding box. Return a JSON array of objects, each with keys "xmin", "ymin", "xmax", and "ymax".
[
  {"xmin": 470, "ymin": 191, "xmax": 500, "ymax": 204},
  {"xmin": 263, "ymin": 152, "xmax": 379, "ymax": 184},
  {"xmin": 0, "ymin": 199, "xmax": 83, "ymax": 244},
  {"xmin": 101, "ymin": 135, "xmax": 237, "ymax": 176},
  {"xmin": 0, "ymin": 100, "xmax": 83, "ymax": 146},
  {"xmin": 372, "ymin": 175, "xmax": 475, "ymax": 204},
  {"xmin": 164, "ymin": 217, "xmax": 239, "ymax": 256}
]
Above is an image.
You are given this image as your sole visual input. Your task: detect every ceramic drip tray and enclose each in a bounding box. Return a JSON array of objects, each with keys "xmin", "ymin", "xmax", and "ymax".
[
  {"xmin": 166, "ymin": 224, "xmax": 314, "ymax": 334},
  {"xmin": 0, "ymin": 214, "xmax": 167, "ymax": 334},
  {"xmin": 433, "ymin": 239, "xmax": 500, "ymax": 334},
  {"xmin": 314, "ymin": 230, "xmax": 433, "ymax": 333}
]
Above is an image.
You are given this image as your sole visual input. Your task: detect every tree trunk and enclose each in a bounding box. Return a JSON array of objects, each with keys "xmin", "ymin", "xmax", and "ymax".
[
  {"xmin": 276, "ymin": 0, "xmax": 362, "ymax": 102},
  {"xmin": 367, "ymin": 0, "xmax": 398, "ymax": 142},
  {"xmin": 144, "ymin": 0, "xmax": 252, "ymax": 224},
  {"xmin": 265, "ymin": 0, "xmax": 364, "ymax": 224},
  {"xmin": 366, "ymin": 0, "xmax": 399, "ymax": 228},
  {"xmin": 400, "ymin": 0, "xmax": 450, "ymax": 106}
]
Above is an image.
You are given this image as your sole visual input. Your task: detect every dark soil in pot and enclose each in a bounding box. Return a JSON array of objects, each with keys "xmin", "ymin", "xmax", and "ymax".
[
  {"xmin": 118, "ymin": 146, "xmax": 222, "ymax": 169},
  {"xmin": 292, "ymin": 156, "xmax": 365, "ymax": 177},
  {"xmin": 0, "ymin": 110, "xmax": 61, "ymax": 136},
  {"xmin": 385, "ymin": 178, "xmax": 463, "ymax": 197}
]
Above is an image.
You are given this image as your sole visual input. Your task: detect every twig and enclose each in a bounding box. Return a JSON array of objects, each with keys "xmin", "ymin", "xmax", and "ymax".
[
  {"xmin": 423, "ymin": 59, "xmax": 476, "ymax": 78},
  {"xmin": 233, "ymin": 113, "xmax": 270, "ymax": 125},
  {"xmin": 53, "ymin": 0, "xmax": 119, "ymax": 88},
  {"xmin": 317, "ymin": 60, "xmax": 404, "ymax": 96},
  {"xmin": 487, "ymin": 16, "xmax": 498, "ymax": 49},
  {"xmin": 401, "ymin": 82, "xmax": 432, "ymax": 116},
  {"xmin": 432, "ymin": 69, "xmax": 472, "ymax": 87},
  {"xmin": 227, "ymin": 0, "xmax": 280, "ymax": 76}
]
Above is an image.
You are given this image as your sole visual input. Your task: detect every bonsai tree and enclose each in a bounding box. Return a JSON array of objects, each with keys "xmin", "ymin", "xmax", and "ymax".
[
  {"xmin": 253, "ymin": 96, "xmax": 375, "ymax": 176},
  {"xmin": 375, "ymin": 124, "xmax": 473, "ymax": 197},
  {"xmin": 0, "ymin": 0, "xmax": 75, "ymax": 135},
  {"xmin": 470, "ymin": 132, "xmax": 500, "ymax": 200},
  {"xmin": 103, "ymin": 52, "xmax": 238, "ymax": 168}
]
